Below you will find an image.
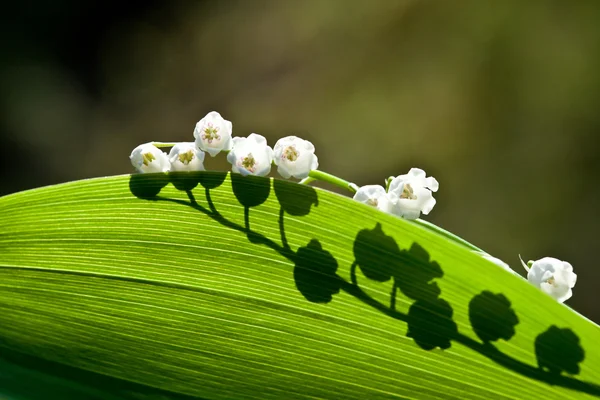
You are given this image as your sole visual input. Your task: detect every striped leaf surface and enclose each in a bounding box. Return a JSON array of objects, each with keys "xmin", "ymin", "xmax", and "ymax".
[{"xmin": 0, "ymin": 172, "xmax": 598, "ymax": 399}]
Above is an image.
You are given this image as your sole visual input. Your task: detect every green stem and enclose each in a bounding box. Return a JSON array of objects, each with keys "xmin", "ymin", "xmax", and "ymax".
[
  {"xmin": 299, "ymin": 177, "xmax": 316, "ymax": 185},
  {"xmin": 151, "ymin": 142, "xmax": 482, "ymax": 253},
  {"xmin": 385, "ymin": 176, "xmax": 394, "ymax": 192},
  {"xmin": 308, "ymin": 170, "xmax": 357, "ymax": 193},
  {"xmin": 308, "ymin": 169, "xmax": 483, "ymax": 252},
  {"xmin": 300, "ymin": 168, "xmax": 486, "ymax": 254},
  {"xmin": 151, "ymin": 142, "xmax": 178, "ymax": 148}
]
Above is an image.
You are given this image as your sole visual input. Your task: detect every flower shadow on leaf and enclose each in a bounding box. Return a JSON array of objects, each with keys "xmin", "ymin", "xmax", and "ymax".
[
  {"xmin": 272, "ymin": 181, "xmax": 339, "ymax": 303},
  {"xmin": 406, "ymin": 298, "xmax": 457, "ymax": 350},
  {"xmin": 352, "ymin": 222, "xmax": 398, "ymax": 283},
  {"xmin": 294, "ymin": 239, "xmax": 342, "ymax": 303},
  {"xmin": 469, "ymin": 291, "xmax": 519, "ymax": 343},
  {"xmin": 230, "ymin": 172, "xmax": 271, "ymax": 208},
  {"xmin": 230, "ymin": 172, "xmax": 271, "ymax": 231},
  {"xmin": 198, "ymin": 171, "xmax": 228, "ymax": 190},
  {"xmin": 169, "ymin": 171, "xmax": 201, "ymax": 192},
  {"xmin": 129, "ymin": 173, "xmax": 169, "ymax": 199},
  {"xmin": 274, "ymin": 178, "xmax": 319, "ymax": 250},
  {"xmin": 351, "ymin": 224, "xmax": 442, "ymax": 301},
  {"xmin": 394, "ymin": 243, "xmax": 443, "ymax": 302},
  {"xmin": 535, "ymin": 326, "xmax": 585, "ymax": 375},
  {"xmin": 350, "ymin": 223, "xmax": 452, "ymax": 350},
  {"xmin": 170, "ymin": 170, "xmax": 228, "ymax": 192},
  {"xmin": 128, "ymin": 174, "xmax": 600, "ymax": 397},
  {"xmin": 273, "ymin": 178, "xmax": 318, "ymax": 217}
]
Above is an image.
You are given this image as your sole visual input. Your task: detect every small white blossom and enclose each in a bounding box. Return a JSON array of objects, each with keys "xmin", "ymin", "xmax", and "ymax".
[
  {"xmin": 273, "ymin": 136, "xmax": 319, "ymax": 179},
  {"xmin": 387, "ymin": 168, "xmax": 439, "ymax": 220},
  {"xmin": 353, "ymin": 185, "xmax": 392, "ymax": 213},
  {"xmin": 130, "ymin": 143, "xmax": 170, "ymax": 173},
  {"xmin": 168, "ymin": 142, "xmax": 205, "ymax": 172},
  {"xmin": 193, "ymin": 111, "xmax": 233, "ymax": 157},
  {"xmin": 520, "ymin": 256, "xmax": 577, "ymax": 303},
  {"xmin": 226, "ymin": 133, "xmax": 274, "ymax": 177}
]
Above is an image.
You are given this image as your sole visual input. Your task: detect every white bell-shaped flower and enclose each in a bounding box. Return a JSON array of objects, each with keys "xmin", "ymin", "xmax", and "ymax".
[
  {"xmin": 168, "ymin": 142, "xmax": 205, "ymax": 171},
  {"xmin": 130, "ymin": 143, "xmax": 170, "ymax": 173},
  {"xmin": 353, "ymin": 185, "xmax": 392, "ymax": 213},
  {"xmin": 193, "ymin": 111, "xmax": 233, "ymax": 157},
  {"xmin": 273, "ymin": 136, "xmax": 319, "ymax": 179},
  {"xmin": 520, "ymin": 256, "xmax": 577, "ymax": 303},
  {"xmin": 387, "ymin": 168, "xmax": 439, "ymax": 220},
  {"xmin": 226, "ymin": 133, "xmax": 274, "ymax": 177}
]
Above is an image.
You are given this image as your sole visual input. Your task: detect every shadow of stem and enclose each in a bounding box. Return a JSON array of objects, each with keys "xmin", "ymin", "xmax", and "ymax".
[
  {"xmin": 154, "ymin": 185, "xmax": 600, "ymax": 398},
  {"xmin": 342, "ymin": 279, "xmax": 600, "ymax": 396}
]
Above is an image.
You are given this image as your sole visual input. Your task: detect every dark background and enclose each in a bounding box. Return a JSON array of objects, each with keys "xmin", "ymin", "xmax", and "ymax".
[{"xmin": 1, "ymin": 0, "xmax": 599, "ymax": 322}]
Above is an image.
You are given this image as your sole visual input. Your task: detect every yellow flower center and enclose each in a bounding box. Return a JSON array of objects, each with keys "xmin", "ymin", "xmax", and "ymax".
[
  {"xmin": 177, "ymin": 150, "xmax": 195, "ymax": 165},
  {"xmin": 367, "ymin": 198, "xmax": 378, "ymax": 207},
  {"xmin": 142, "ymin": 152, "xmax": 156, "ymax": 166},
  {"xmin": 400, "ymin": 183, "xmax": 417, "ymax": 200},
  {"xmin": 202, "ymin": 125, "xmax": 220, "ymax": 143},
  {"xmin": 282, "ymin": 145, "xmax": 299, "ymax": 162},
  {"xmin": 241, "ymin": 153, "xmax": 256, "ymax": 172}
]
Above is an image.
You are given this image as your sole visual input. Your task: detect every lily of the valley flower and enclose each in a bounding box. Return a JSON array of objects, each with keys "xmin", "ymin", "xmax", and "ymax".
[
  {"xmin": 353, "ymin": 185, "xmax": 392, "ymax": 213},
  {"xmin": 273, "ymin": 136, "xmax": 319, "ymax": 179},
  {"xmin": 387, "ymin": 168, "xmax": 439, "ymax": 220},
  {"xmin": 520, "ymin": 256, "xmax": 577, "ymax": 303},
  {"xmin": 168, "ymin": 142, "xmax": 205, "ymax": 171},
  {"xmin": 226, "ymin": 133, "xmax": 274, "ymax": 177},
  {"xmin": 193, "ymin": 111, "xmax": 233, "ymax": 157},
  {"xmin": 130, "ymin": 143, "xmax": 170, "ymax": 173}
]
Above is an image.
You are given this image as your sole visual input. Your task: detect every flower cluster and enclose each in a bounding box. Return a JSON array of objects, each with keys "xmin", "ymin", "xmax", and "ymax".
[
  {"xmin": 353, "ymin": 168, "xmax": 439, "ymax": 220},
  {"xmin": 130, "ymin": 111, "xmax": 318, "ymax": 179},
  {"xmin": 129, "ymin": 110, "xmax": 578, "ymax": 303}
]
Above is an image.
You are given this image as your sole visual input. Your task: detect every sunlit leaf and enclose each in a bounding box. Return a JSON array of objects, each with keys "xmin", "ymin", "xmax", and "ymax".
[{"xmin": 1, "ymin": 172, "xmax": 599, "ymax": 399}]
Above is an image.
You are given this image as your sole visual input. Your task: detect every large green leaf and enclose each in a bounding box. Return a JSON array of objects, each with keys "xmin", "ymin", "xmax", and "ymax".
[{"xmin": 0, "ymin": 172, "xmax": 598, "ymax": 399}]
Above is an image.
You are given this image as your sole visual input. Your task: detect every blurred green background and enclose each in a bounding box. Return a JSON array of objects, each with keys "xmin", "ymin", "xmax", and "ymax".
[{"xmin": 1, "ymin": 0, "xmax": 599, "ymax": 322}]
